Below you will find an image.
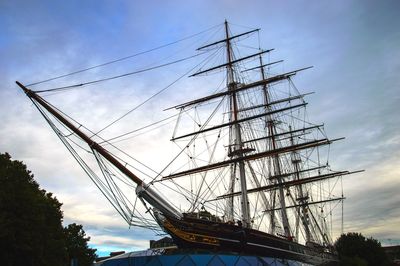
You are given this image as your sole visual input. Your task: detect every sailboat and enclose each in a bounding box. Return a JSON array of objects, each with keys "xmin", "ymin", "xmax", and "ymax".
[{"xmin": 17, "ymin": 21, "xmax": 361, "ymax": 265}]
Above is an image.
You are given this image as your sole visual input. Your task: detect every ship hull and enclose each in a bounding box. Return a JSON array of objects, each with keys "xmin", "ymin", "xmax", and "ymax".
[{"xmin": 154, "ymin": 212, "xmax": 337, "ymax": 265}]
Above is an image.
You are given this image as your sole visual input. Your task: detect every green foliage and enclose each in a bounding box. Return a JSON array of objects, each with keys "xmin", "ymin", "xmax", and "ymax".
[
  {"xmin": 64, "ymin": 223, "xmax": 97, "ymax": 266},
  {"xmin": 0, "ymin": 152, "xmax": 67, "ymax": 265},
  {"xmin": 335, "ymin": 232, "xmax": 389, "ymax": 266},
  {"xmin": 0, "ymin": 153, "xmax": 97, "ymax": 266}
]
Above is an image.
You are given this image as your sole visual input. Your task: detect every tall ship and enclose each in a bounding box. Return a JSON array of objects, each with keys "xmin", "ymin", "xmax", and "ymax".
[{"xmin": 17, "ymin": 21, "xmax": 361, "ymax": 265}]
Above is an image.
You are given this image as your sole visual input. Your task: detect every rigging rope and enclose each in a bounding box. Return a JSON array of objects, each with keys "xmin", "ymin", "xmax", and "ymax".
[
  {"xmin": 26, "ymin": 23, "xmax": 223, "ymax": 87},
  {"xmin": 34, "ymin": 52, "xmax": 207, "ymax": 93},
  {"xmin": 40, "ymin": 94, "xmax": 160, "ymax": 178},
  {"xmin": 31, "ymin": 97, "xmax": 162, "ymax": 232},
  {"xmin": 99, "ymin": 113, "xmax": 179, "ymax": 145},
  {"xmin": 151, "ymin": 93, "xmax": 226, "ymax": 184},
  {"xmin": 34, "ymin": 47, "xmax": 226, "ymax": 181},
  {"xmin": 91, "ymin": 46, "xmax": 223, "ymax": 140},
  {"xmin": 32, "ymin": 50, "xmax": 227, "ymax": 185}
]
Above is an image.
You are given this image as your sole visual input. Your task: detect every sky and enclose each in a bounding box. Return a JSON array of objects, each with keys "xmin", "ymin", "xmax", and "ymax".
[{"xmin": 1, "ymin": 0, "xmax": 400, "ymax": 256}]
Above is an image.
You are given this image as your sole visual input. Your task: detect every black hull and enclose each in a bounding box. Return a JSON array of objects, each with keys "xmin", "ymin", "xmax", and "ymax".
[{"xmin": 155, "ymin": 213, "xmax": 337, "ymax": 265}]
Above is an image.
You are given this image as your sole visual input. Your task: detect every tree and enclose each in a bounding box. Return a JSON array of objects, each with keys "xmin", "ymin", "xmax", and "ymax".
[
  {"xmin": 0, "ymin": 152, "xmax": 67, "ymax": 265},
  {"xmin": 335, "ymin": 232, "xmax": 389, "ymax": 266},
  {"xmin": 0, "ymin": 153, "xmax": 97, "ymax": 266},
  {"xmin": 64, "ymin": 223, "xmax": 97, "ymax": 266}
]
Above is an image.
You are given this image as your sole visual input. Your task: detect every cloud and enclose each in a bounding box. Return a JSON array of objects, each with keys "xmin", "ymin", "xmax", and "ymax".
[{"xmin": 340, "ymin": 151, "xmax": 400, "ymax": 243}]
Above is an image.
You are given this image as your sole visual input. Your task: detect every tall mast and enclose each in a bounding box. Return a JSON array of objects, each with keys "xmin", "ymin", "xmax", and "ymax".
[
  {"xmin": 289, "ymin": 125, "xmax": 311, "ymax": 242},
  {"xmin": 224, "ymin": 20, "xmax": 251, "ymax": 228},
  {"xmin": 16, "ymin": 81, "xmax": 182, "ymax": 220},
  {"xmin": 259, "ymin": 56, "xmax": 291, "ymax": 238}
]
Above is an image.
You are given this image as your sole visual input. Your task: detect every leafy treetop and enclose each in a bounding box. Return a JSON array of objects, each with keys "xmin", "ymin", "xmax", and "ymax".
[
  {"xmin": 335, "ymin": 232, "xmax": 389, "ymax": 266},
  {"xmin": 0, "ymin": 152, "xmax": 97, "ymax": 266}
]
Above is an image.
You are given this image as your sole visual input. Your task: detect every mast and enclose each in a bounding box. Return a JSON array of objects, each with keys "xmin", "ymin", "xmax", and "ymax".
[
  {"xmin": 16, "ymin": 81, "xmax": 182, "ymax": 220},
  {"xmin": 289, "ymin": 125, "xmax": 311, "ymax": 242},
  {"xmin": 224, "ymin": 20, "xmax": 251, "ymax": 228},
  {"xmin": 259, "ymin": 56, "xmax": 291, "ymax": 238}
]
